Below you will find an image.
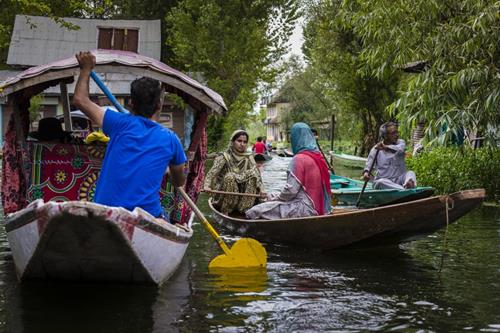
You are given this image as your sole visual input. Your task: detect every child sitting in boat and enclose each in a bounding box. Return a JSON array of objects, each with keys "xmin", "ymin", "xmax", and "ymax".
[
  {"xmin": 245, "ymin": 123, "xmax": 332, "ymax": 219},
  {"xmin": 363, "ymin": 122, "xmax": 417, "ymax": 190},
  {"xmin": 204, "ymin": 130, "xmax": 264, "ymax": 215}
]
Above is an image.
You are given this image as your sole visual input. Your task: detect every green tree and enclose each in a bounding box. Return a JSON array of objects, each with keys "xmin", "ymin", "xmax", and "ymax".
[
  {"xmin": 302, "ymin": 0, "xmax": 399, "ymax": 154},
  {"xmin": 165, "ymin": 0, "xmax": 300, "ymax": 150},
  {"xmin": 341, "ymin": 0, "xmax": 500, "ymax": 146}
]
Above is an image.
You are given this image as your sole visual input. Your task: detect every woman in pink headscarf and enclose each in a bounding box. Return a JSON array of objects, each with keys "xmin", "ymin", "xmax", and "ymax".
[{"xmin": 245, "ymin": 123, "xmax": 331, "ymax": 220}]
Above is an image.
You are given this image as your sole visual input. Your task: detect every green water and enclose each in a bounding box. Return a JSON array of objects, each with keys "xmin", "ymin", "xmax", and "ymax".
[{"xmin": 0, "ymin": 156, "xmax": 499, "ymax": 332}]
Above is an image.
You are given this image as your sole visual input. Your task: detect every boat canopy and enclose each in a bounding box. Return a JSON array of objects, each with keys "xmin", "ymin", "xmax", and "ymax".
[{"xmin": 0, "ymin": 49, "xmax": 227, "ymax": 114}]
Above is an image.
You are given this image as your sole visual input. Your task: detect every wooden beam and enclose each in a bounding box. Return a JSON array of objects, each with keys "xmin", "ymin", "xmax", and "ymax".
[{"xmin": 59, "ymin": 82, "xmax": 72, "ymax": 131}]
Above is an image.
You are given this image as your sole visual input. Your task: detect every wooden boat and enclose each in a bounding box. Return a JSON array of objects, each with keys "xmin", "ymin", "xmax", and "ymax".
[
  {"xmin": 5, "ymin": 200, "xmax": 192, "ymax": 283},
  {"xmin": 208, "ymin": 189, "xmax": 485, "ymax": 250},
  {"xmin": 254, "ymin": 153, "xmax": 272, "ymax": 162},
  {"xmin": 0, "ymin": 49, "xmax": 226, "ymax": 284},
  {"xmin": 330, "ymin": 152, "xmax": 367, "ymax": 169},
  {"xmin": 330, "ymin": 174, "xmax": 435, "ymax": 207}
]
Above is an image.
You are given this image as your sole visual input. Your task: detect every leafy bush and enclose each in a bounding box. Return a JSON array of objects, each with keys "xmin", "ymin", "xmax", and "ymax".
[{"xmin": 406, "ymin": 147, "xmax": 500, "ymax": 201}]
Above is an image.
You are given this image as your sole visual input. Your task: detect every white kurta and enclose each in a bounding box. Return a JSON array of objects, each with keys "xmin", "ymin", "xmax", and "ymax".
[{"xmin": 364, "ymin": 139, "xmax": 417, "ymax": 190}]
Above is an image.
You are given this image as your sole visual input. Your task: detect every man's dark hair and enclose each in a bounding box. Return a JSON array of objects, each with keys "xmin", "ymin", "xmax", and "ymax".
[
  {"xmin": 256, "ymin": 136, "xmax": 262, "ymax": 142},
  {"xmin": 311, "ymin": 128, "xmax": 318, "ymax": 136},
  {"xmin": 130, "ymin": 77, "xmax": 163, "ymax": 118}
]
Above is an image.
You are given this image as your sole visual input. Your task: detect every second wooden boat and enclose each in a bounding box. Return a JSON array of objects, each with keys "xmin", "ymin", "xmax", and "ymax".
[
  {"xmin": 330, "ymin": 152, "xmax": 367, "ymax": 169},
  {"xmin": 209, "ymin": 189, "xmax": 485, "ymax": 250},
  {"xmin": 330, "ymin": 174, "xmax": 435, "ymax": 207}
]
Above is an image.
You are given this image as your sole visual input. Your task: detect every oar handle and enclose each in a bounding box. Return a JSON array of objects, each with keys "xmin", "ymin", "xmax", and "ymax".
[
  {"xmin": 177, "ymin": 187, "xmax": 231, "ymax": 255},
  {"xmin": 317, "ymin": 139, "xmax": 335, "ymax": 174},
  {"xmin": 204, "ymin": 189, "xmax": 263, "ymax": 198},
  {"xmin": 90, "ymin": 71, "xmax": 129, "ymax": 114},
  {"xmin": 356, "ymin": 147, "xmax": 381, "ymax": 207}
]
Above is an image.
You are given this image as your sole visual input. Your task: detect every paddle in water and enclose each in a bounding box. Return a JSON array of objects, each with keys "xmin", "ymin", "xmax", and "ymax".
[{"xmin": 178, "ymin": 188, "xmax": 267, "ymax": 269}]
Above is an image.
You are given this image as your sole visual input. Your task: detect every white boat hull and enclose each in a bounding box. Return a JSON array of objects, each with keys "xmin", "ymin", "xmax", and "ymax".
[{"xmin": 5, "ymin": 200, "xmax": 192, "ymax": 285}]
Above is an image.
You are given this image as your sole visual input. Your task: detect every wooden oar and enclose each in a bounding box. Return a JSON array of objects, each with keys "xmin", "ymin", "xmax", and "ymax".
[
  {"xmin": 316, "ymin": 139, "xmax": 335, "ymax": 174},
  {"xmin": 204, "ymin": 189, "xmax": 263, "ymax": 198},
  {"xmin": 355, "ymin": 148, "xmax": 380, "ymax": 207},
  {"xmin": 178, "ymin": 187, "xmax": 267, "ymax": 269}
]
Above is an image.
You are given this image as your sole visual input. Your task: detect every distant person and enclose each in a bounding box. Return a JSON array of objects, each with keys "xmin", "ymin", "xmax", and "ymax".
[
  {"xmin": 262, "ymin": 137, "xmax": 272, "ymax": 154},
  {"xmin": 204, "ymin": 130, "xmax": 264, "ymax": 215},
  {"xmin": 363, "ymin": 122, "xmax": 416, "ymax": 190},
  {"xmin": 311, "ymin": 128, "xmax": 319, "ymax": 140},
  {"xmin": 72, "ymin": 51, "xmax": 186, "ymax": 220},
  {"xmin": 252, "ymin": 136, "xmax": 267, "ymax": 155},
  {"xmin": 246, "ymin": 123, "xmax": 331, "ymax": 219}
]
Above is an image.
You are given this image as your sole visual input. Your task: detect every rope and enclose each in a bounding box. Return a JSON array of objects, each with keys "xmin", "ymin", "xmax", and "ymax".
[{"xmin": 438, "ymin": 196, "xmax": 453, "ymax": 275}]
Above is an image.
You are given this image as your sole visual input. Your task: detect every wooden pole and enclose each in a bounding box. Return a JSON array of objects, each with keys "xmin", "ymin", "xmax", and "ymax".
[
  {"xmin": 60, "ymin": 82, "xmax": 72, "ymax": 131},
  {"xmin": 330, "ymin": 114, "xmax": 335, "ymax": 152}
]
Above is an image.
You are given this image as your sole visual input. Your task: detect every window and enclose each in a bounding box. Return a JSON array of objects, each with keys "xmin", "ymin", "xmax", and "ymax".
[{"xmin": 98, "ymin": 28, "xmax": 138, "ymax": 52}]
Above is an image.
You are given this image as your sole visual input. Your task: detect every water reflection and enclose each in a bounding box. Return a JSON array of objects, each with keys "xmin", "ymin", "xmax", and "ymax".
[{"xmin": 0, "ymin": 155, "xmax": 498, "ymax": 332}]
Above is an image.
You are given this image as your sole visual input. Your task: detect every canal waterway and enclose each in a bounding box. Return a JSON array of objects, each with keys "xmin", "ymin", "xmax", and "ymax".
[{"xmin": 0, "ymin": 155, "xmax": 499, "ymax": 332}]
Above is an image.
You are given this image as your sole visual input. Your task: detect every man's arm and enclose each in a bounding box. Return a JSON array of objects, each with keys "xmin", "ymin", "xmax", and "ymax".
[
  {"xmin": 170, "ymin": 164, "xmax": 186, "ymax": 187},
  {"xmin": 384, "ymin": 139, "xmax": 405, "ymax": 153},
  {"xmin": 73, "ymin": 51, "xmax": 104, "ymax": 128},
  {"xmin": 363, "ymin": 147, "xmax": 377, "ymax": 181}
]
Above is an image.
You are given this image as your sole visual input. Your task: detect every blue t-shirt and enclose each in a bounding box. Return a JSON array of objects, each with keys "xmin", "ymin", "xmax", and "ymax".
[{"xmin": 94, "ymin": 109, "xmax": 187, "ymax": 217}]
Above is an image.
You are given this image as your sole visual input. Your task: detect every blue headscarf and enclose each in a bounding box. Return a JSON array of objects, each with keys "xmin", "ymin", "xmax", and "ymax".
[{"xmin": 290, "ymin": 122, "xmax": 318, "ymax": 154}]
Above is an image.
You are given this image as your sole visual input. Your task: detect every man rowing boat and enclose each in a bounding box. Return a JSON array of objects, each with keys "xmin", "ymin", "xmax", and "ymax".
[
  {"xmin": 73, "ymin": 51, "xmax": 187, "ymax": 220},
  {"xmin": 363, "ymin": 121, "xmax": 417, "ymax": 190}
]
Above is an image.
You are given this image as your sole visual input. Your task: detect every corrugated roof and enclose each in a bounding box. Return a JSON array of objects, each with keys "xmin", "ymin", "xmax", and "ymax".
[
  {"xmin": 0, "ymin": 49, "xmax": 227, "ymax": 113},
  {"xmin": 7, "ymin": 15, "xmax": 161, "ymax": 67},
  {"xmin": 0, "ymin": 70, "xmax": 21, "ymax": 81}
]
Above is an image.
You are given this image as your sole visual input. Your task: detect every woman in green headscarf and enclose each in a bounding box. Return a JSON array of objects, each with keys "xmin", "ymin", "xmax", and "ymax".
[{"xmin": 204, "ymin": 130, "xmax": 264, "ymax": 214}]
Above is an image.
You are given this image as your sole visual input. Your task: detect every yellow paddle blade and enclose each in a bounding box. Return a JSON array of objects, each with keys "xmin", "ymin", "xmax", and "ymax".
[{"xmin": 208, "ymin": 238, "xmax": 267, "ymax": 269}]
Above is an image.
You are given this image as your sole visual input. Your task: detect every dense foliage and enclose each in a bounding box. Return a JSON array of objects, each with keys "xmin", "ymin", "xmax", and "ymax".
[
  {"xmin": 294, "ymin": 0, "xmax": 400, "ymax": 154},
  {"xmin": 341, "ymin": 0, "xmax": 500, "ymax": 146},
  {"xmin": 165, "ymin": 0, "xmax": 299, "ymax": 149},
  {"xmin": 407, "ymin": 147, "xmax": 500, "ymax": 201}
]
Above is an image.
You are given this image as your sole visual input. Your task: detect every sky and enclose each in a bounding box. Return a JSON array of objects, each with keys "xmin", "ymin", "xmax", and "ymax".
[{"xmin": 287, "ymin": 17, "xmax": 305, "ymax": 59}]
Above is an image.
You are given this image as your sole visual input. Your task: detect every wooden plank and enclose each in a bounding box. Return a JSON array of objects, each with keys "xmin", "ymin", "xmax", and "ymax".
[
  {"xmin": 98, "ymin": 28, "xmax": 113, "ymax": 49},
  {"xmin": 59, "ymin": 82, "xmax": 72, "ymax": 131},
  {"xmin": 113, "ymin": 29, "xmax": 124, "ymax": 50},
  {"xmin": 125, "ymin": 29, "xmax": 138, "ymax": 52}
]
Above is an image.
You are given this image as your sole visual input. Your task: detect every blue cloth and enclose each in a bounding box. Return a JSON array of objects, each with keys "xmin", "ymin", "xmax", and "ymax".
[
  {"xmin": 290, "ymin": 122, "xmax": 319, "ymax": 155},
  {"xmin": 94, "ymin": 109, "xmax": 187, "ymax": 217}
]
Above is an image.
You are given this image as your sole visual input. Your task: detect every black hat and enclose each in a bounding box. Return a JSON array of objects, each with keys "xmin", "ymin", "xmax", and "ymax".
[{"xmin": 31, "ymin": 117, "xmax": 70, "ymax": 141}]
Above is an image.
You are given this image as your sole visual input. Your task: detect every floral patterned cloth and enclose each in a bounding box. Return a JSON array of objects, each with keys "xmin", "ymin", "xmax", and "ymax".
[
  {"xmin": 1, "ymin": 118, "xmax": 29, "ymax": 214},
  {"xmin": 2, "ymin": 120, "xmax": 207, "ymax": 226}
]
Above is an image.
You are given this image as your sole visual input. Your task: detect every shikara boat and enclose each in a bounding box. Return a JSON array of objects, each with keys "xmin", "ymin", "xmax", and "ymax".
[
  {"xmin": 0, "ymin": 49, "xmax": 226, "ymax": 284},
  {"xmin": 209, "ymin": 189, "xmax": 485, "ymax": 250},
  {"xmin": 330, "ymin": 152, "xmax": 367, "ymax": 169},
  {"xmin": 330, "ymin": 174, "xmax": 435, "ymax": 208}
]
